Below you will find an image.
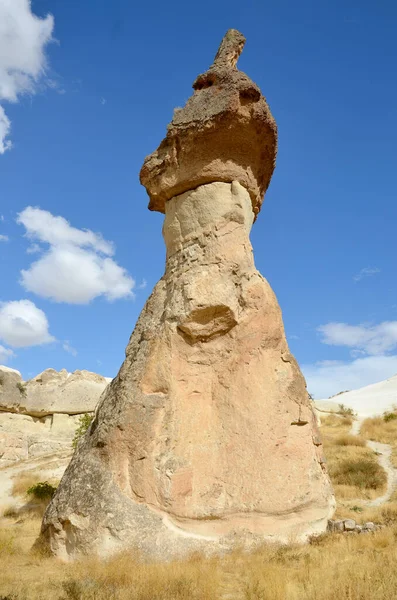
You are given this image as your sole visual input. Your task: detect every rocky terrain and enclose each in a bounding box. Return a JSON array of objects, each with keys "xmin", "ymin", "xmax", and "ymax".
[{"xmin": 0, "ymin": 365, "xmax": 110, "ymax": 467}]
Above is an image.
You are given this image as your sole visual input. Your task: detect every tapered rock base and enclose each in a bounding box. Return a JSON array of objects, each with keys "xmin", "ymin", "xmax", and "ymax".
[{"xmin": 39, "ymin": 182, "xmax": 334, "ymax": 560}]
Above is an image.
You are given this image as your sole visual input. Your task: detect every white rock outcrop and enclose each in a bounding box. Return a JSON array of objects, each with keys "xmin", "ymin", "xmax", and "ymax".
[
  {"xmin": 315, "ymin": 375, "xmax": 397, "ymax": 418},
  {"xmin": 0, "ymin": 366, "xmax": 109, "ymax": 466}
]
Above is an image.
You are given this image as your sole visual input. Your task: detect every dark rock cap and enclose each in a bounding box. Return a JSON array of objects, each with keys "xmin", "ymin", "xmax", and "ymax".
[{"xmin": 140, "ymin": 29, "xmax": 277, "ymax": 218}]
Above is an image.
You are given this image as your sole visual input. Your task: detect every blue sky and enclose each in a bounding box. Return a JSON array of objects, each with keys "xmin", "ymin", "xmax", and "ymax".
[{"xmin": 0, "ymin": 0, "xmax": 396, "ymax": 398}]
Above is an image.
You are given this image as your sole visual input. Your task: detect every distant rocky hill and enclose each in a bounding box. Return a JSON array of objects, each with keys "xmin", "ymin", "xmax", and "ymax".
[
  {"xmin": 0, "ymin": 366, "xmax": 110, "ymax": 466},
  {"xmin": 315, "ymin": 374, "xmax": 397, "ymax": 418}
]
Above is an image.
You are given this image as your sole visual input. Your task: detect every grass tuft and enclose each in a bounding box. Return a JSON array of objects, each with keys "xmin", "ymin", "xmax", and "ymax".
[
  {"xmin": 329, "ymin": 457, "xmax": 387, "ymax": 490},
  {"xmin": 334, "ymin": 434, "xmax": 366, "ymax": 447}
]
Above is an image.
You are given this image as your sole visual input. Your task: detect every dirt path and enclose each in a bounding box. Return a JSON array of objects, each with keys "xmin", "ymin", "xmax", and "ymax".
[
  {"xmin": 350, "ymin": 418, "xmax": 397, "ymax": 506},
  {"xmin": 0, "ymin": 451, "xmax": 71, "ymax": 511}
]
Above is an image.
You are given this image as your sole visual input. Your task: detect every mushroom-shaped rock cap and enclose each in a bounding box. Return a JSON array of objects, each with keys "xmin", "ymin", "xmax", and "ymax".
[{"xmin": 140, "ymin": 29, "xmax": 277, "ymax": 217}]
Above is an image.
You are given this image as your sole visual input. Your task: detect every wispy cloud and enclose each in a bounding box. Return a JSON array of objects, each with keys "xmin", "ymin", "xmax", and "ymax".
[
  {"xmin": 26, "ymin": 243, "xmax": 41, "ymax": 254},
  {"xmin": 303, "ymin": 354, "xmax": 397, "ymax": 399},
  {"xmin": 0, "ymin": 344, "xmax": 15, "ymax": 364},
  {"xmin": 306, "ymin": 318, "xmax": 397, "ymax": 397},
  {"xmin": 353, "ymin": 266, "xmax": 380, "ymax": 282},
  {"xmin": 63, "ymin": 340, "xmax": 77, "ymax": 357},
  {"xmin": 0, "ymin": 234, "xmax": 8, "ymax": 242},
  {"xmin": 317, "ymin": 321, "xmax": 397, "ymax": 355}
]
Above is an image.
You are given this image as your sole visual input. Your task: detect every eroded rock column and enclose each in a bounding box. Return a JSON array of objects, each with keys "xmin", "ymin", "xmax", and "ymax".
[{"xmin": 39, "ymin": 30, "xmax": 334, "ymax": 561}]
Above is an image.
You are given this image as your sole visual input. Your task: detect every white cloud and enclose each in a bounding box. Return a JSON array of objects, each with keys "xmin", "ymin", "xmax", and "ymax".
[
  {"xmin": 0, "ymin": 234, "xmax": 9, "ymax": 242},
  {"xmin": 17, "ymin": 207, "xmax": 135, "ymax": 304},
  {"xmin": 303, "ymin": 355, "xmax": 397, "ymax": 399},
  {"xmin": 308, "ymin": 318, "xmax": 397, "ymax": 397},
  {"xmin": 318, "ymin": 321, "xmax": 397, "ymax": 355},
  {"xmin": 0, "ymin": 344, "xmax": 16, "ymax": 364},
  {"xmin": 0, "ymin": 105, "xmax": 12, "ymax": 153},
  {"xmin": 353, "ymin": 266, "xmax": 380, "ymax": 282},
  {"xmin": 0, "ymin": 0, "xmax": 54, "ymax": 153},
  {"xmin": 26, "ymin": 243, "xmax": 41, "ymax": 254},
  {"xmin": 0, "ymin": 299, "xmax": 54, "ymax": 348},
  {"xmin": 63, "ymin": 340, "xmax": 77, "ymax": 357},
  {"xmin": 100, "ymin": 97, "xmax": 106, "ymax": 105}
]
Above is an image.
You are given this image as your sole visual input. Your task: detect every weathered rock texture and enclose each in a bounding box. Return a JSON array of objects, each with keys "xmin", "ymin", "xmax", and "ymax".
[
  {"xmin": 140, "ymin": 29, "xmax": 277, "ymax": 218},
  {"xmin": 40, "ymin": 30, "xmax": 334, "ymax": 561},
  {"xmin": 0, "ymin": 366, "xmax": 109, "ymax": 466}
]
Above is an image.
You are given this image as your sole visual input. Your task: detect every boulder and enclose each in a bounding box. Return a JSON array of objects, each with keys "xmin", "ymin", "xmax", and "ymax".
[{"xmin": 344, "ymin": 519, "xmax": 356, "ymax": 531}]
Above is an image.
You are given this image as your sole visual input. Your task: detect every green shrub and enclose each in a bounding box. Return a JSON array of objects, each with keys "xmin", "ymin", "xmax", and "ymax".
[
  {"xmin": 383, "ymin": 411, "xmax": 397, "ymax": 423},
  {"xmin": 338, "ymin": 403, "xmax": 355, "ymax": 417},
  {"xmin": 26, "ymin": 481, "xmax": 57, "ymax": 500},
  {"xmin": 72, "ymin": 413, "xmax": 94, "ymax": 449}
]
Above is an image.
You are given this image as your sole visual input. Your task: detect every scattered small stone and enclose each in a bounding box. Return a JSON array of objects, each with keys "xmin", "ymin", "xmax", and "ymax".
[
  {"xmin": 328, "ymin": 519, "xmax": 344, "ymax": 532},
  {"xmin": 327, "ymin": 519, "xmax": 381, "ymax": 535},
  {"xmin": 344, "ymin": 519, "xmax": 356, "ymax": 531}
]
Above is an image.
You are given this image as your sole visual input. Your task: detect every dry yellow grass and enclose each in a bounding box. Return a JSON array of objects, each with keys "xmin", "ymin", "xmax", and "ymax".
[
  {"xmin": 320, "ymin": 414, "xmax": 386, "ymax": 502},
  {"xmin": 11, "ymin": 472, "xmax": 42, "ymax": 497},
  {"xmin": 1, "ymin": 411, "xmax": 396, "ymax": 599},
  {"xmin": 1, "ymin": 515, "xmax": 397, "ymax": 599},
  {"xmin": 334, "ymin": 434, "xmax": 366, "ymax": 447}
]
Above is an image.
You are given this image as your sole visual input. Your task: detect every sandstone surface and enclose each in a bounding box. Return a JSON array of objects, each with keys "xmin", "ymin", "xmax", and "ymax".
[
  {"xmin": 0, "ymin": 366, "xmax": 109, "ymax": 466},
  {"xmin": 40, "ymin": 30, "xmax": 334, "ymax": 561}
]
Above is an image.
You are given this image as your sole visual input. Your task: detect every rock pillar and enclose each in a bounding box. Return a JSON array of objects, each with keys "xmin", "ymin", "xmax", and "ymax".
[{"xmin": 39, "ymin": 30, "xmax": 334, "ymax": 561}]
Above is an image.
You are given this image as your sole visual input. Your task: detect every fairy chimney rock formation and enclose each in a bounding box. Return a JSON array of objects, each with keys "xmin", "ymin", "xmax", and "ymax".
[{"xmin": 40, "ymin": 30, "xmax": 335, "ymax": 560}]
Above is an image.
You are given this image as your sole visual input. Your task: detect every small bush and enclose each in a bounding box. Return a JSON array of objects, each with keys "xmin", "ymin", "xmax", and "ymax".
[
  {"xmin": 72, "ymin": 413, "xmax": 94, "ymax": 449},
  {"xmin": 330, "ymin": 458, "xmax": 387, "ymax": 490},
  {"xmin": 16, "ymin": 382, "xmax": 26, "ymax": 397},
  {"xmin": 26, "ymin": 481, "xmax": 57, "ymax": 500},
  {"xmin": 383, "ymin": 411, "xmax": 397, "ymax": 423},
  {"xmin": 338, "ymin": 403, "xmax": 355, "ymax": 417}
]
